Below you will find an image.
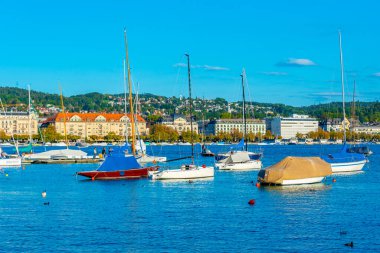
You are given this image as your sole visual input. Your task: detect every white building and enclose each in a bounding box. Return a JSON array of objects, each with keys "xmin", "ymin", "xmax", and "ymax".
[
  {"xmin": 161, "ymin": 114, "xmax": 198, "ymax": 135},
  {"xmin": 270, "ymin": 114, "xmax": 318, "ymax": 139},
  {"xmin": 202, "ymin": 118, "xmax": 265, "ymax": 136},
  {"xmin": 353, "ymin": 125, "xmax": 380, "ymax": 135}
]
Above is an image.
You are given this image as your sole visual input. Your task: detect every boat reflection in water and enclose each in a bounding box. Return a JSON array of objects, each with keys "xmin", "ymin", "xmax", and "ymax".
[{"xmin": 260, "ymin": 183, "xmax": 332, "ymax": 193}]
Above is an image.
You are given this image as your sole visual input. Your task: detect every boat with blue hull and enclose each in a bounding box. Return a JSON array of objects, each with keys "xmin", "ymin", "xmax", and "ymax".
[{"xmin": 321, "ymin": 144, "xmax": 366, "ymax": 173}]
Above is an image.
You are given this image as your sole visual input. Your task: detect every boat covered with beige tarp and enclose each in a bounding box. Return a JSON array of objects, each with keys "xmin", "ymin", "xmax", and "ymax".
[{"xmin": 257, "ymin": 156, "xmax": 332, "ymax": 185}]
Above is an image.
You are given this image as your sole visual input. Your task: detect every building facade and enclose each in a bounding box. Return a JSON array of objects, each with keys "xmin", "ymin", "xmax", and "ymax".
[
  {"xmin": 0, "ymin": 111, "xmax": 38, "ymax": 136},
  {"xmin": 269, "ymin": 114, "xmax": 318, "ymax": 139},
  {"xmin": 202, "ymin": 118, "xmax": 266, "ymax": 136},
  {"xmin": 160, "ymin": 114, "xmax": 198, "ymax": 135},
  {"xmin": 353, "ymin": 125, "xmax": 380, "ymax": 135},
  {"xmin": 44, "ymin": 112, "xmax": 146, "ymax": 140}
]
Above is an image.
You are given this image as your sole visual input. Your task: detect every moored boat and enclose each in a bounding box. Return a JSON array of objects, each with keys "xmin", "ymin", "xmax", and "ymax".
[
  {"xmin": 257, "ymin": 156, "xmax": 332, "ymax": 185},
  {"xmin": 77, "ymin": 154, "xmax": 158, "ymax": 180},
  {"xmin": 151, "ymin": 164, "xmax": 214, "ymax": 180}
]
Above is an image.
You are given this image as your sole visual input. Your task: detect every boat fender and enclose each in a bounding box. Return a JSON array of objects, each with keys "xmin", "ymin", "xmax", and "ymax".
[
  {"xmin": 91, "ymin": 177, "xmax": 95, "ymax": 181},
  {"xmin": 248, "ymin": 199, "xmax": 255, "ymax": 205},
  {"xmin": 202, "ymin": 164, "xmax": 206, "ymax": 168},
  {"xmin": 256, "ymin": 182, "xmax": 261, "ymax": 188}
]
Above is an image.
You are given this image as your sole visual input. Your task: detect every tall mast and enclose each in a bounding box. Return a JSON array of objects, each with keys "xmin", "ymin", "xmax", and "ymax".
[
  {"xmin": 28, "ymin": 84, "xmax": 32, "ymax": 144},
  {"xmin": 338, "ymin": 31, "xmax": 347, "ymax": 142},
  {"xmin": 241, "ymin": 69, "xmax": 247, "ymax": 151},
  {"xmin": 185, "ymin": 53, "xmax": 194, "ymax": 164},
  {"xmin": 124, "ymin": 29, "xmax": 136, "ymax": 155},
  {"xmin": 123, "ymin": 59, "xmax": 128, "ymax": 144},
  {"xmin": 352, "ymin": 80, "xmax": 356, "ymax": 127},
  {"xmin": 59, "ymin": 87, "xmax": 68, "ymax": 149}
]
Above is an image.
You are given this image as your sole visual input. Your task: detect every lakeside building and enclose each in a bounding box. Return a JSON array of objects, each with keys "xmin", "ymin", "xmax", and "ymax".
[
  {"xmin": 42, "ymin": 112, "xmax": 146, "ymax": 140},
  {"xmin": 201, "ymin": 118, "xmax": 265, "ymax": 136},
  {"xmin": 160, "ymin": 114, "xmax": 198, "ymax": 135},
  {"xmin": 353, "ymin": 125, "xmax": 380, "ymax": 135},
  {"xmin": 320, "ymin": 118, "xmax": 360, "ymax": 132},
  {"xmin": 0, "ymin": 111, "xmax": 38, "ymax": 136},
  {"xmin": 269, "ymin": 114, "xmax": 318, "ymax": 139}
]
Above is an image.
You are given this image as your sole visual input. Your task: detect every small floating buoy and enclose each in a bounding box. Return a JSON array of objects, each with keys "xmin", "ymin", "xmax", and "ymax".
[
  {"xmin": 344, "ymin": 241, "xmax": 353, "ymax": 247},
  {"xmin": 91, "ymin": 177, "xmax": 95, "ymax": 181},
  {"xmin": 41, "ymin": 190, "xmax": 47, "ymax": 198},
  {"xmin": 43, "ymin": 202, "xmax": 50, "ymax": 205},
  {"xmin": 332, "ymin": 178, "xmax": 337, "ymax": 183},
  {"xmin": 5, "ymin": 173, "xmax": 8, "ymax": 177},
  {"xmin": 248, "ymin": 199, "xmax": 255, "ymax": 205},
  {"xmin": 256, "ymin": 182, "xmax": 261, "ymax": 188},
  {"xmin": 202, "ymin": 164, "xmax": 206, "ymax": 168}
]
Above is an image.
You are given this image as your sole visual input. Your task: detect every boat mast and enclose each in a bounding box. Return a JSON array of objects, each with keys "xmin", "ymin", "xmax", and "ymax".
[
  {"xmin": 0, "ymin": 98, "xmax": 19, "ymax": 156},
  {"xmin": 241, "ymin": 69, "xmax": 247, "ymax": 151},
  {"xmin": 338, "ymin": 31, "xmax": 347, "ymax": 143},
  {"xmin": 185, "ymin": 53, "xmax": 194, "ymax": 164},
  {"xmin": 123, "ymin": 59, "xmax": 128, "ymax": 144},
  {"xmin": 124, "ymin": 29, "xmax": 136, "ymax": 155},
  {"xmin": 60, "ymin": 87, "xmax": 68, "ymax": 149},
  {"xmin": 28, "ymin": 85, "xmax": 32, "ymax": 144}
]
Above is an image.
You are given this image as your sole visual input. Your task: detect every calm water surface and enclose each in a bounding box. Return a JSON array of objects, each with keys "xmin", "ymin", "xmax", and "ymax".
[{"xmin": 0, "ymin": 144, "xmax": 379, "ymax": 252}]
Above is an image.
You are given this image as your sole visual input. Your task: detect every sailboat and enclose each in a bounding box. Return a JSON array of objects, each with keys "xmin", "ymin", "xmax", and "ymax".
[
  {"xmin": 0, "ymin": 98, "xmax": 22, "ymax": 167},
  {"xmin": 77, "ymin": 29, "xmax": 158, "ymax": 179},
  {"xmin": 151, "ymin": 54, "xmax": 214, "ymax": 180},
  {"xmin": 320, "ymin": 31, "xmax": 367, "ymax": 173},
  {"xmin": 216, "ymin": 70, "xmax": 262, "ymax": 170}
]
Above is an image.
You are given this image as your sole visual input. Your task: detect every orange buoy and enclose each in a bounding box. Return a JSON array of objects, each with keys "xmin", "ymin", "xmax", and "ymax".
[
  {"xmin": 248, "ymin": 199, "xmax": 255, "ymax": 205},
  {"xmin": 91, "ymin": 177, "xmax": 95, "ymax": 181},
  {"xmin": 332, "ymin": 178, "xmax": 337, "ymax": 183},
  {"xmin": 202, "ymin": 164, "xmax": 206, "ymax": 168},
  {"xmin": 256, "ymin": 182, "xmax": 261, "ymax": 188}
]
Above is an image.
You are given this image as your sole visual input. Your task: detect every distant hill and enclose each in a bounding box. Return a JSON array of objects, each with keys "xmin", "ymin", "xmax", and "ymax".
[{"xmin": 0, "ymin": 86, "xmax": 379, "ymax": 122}]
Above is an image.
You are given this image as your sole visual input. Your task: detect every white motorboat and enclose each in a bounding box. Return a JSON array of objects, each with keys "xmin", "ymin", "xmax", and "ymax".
[
  {"xmin": 217, "ymin": 151, "xmax": 262, "ymax": 170},
  {"xmin": 151, "ymin": 164, "xmax": 214, "ymax": 180},
  {"xmin": 0, "ymin": 157, "xmax": 22, "ymax": 167},
  {"xmin": 23, "ymin": 149, "xmax": 89, "ymax": 162}
]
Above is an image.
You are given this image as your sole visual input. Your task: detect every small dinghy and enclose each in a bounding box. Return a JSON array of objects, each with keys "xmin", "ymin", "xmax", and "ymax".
[{"xmin": 257, "ymin": 157, "xmax": 332, "ymax": 185}]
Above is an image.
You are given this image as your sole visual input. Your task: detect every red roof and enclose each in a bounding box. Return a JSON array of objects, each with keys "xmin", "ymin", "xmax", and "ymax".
[{"xmin": 52, "ymin": 112, "xmax": 145, "ymax": 123}]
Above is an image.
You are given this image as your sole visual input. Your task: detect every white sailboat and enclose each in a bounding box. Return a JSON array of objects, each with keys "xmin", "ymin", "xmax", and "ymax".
[
  {"xmin": 217, "ymin": 69, "xmax": 262, "ymax": 171},
  {"xmin": 151, "ymin": 54, "xmax": 214, "ymax": 180},
  {"xmin": 0, "ymin": 98, "xmax": 21, "ymax": 167},
  {"xmin": 320, "ymin": 31, "xmax": 367, "ymax": 173}
]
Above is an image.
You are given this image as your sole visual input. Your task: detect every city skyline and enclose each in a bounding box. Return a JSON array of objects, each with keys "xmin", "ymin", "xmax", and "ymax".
[{"xmin": 0, "ymin": 0, "xmax": 379, "ymax": 106}]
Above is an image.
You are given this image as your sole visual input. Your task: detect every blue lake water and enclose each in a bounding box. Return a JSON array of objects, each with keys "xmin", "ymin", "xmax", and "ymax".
[{"xmin": 0, "ymin": 144, "xmax": 379, "ymax": 252}]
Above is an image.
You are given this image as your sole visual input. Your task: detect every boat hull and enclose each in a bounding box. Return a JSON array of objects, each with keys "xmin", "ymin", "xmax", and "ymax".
[
  {"xmin": 151, "ymin": 166, "xmax": 214, "ymax": 180},
  {"xmin": 281, "ymin": 177, "xmax": 325, "ymax": 185},
  {"xmin": 217, "ymin": 160, "xmax": 262, "ymax": 171},
  {"xmin": 0, "ymin": 157, "xmax": 22, "ymax": 167},
  {"xmin": 330, "ymin": 160, "xmax": 366, "ymax": 173},
  {"xmin": 77, "ymin": 167, "xmax": 158, "ymax": 180}
]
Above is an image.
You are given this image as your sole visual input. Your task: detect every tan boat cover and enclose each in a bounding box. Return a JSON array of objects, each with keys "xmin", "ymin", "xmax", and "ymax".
[{"xmin": 258, "ymin": 156, "xmax": 332, "ymax": 184}]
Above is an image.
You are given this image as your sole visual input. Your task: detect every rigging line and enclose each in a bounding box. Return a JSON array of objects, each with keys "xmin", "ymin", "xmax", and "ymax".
[{"xmin": 244, "ymin": 70, "xmax": 255, "ymax": 119}]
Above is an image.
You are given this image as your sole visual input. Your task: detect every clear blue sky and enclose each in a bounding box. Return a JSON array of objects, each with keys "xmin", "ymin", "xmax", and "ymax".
[{"xmin": 0, "ymin": 0, "xmax": 379, "ymax": 106}]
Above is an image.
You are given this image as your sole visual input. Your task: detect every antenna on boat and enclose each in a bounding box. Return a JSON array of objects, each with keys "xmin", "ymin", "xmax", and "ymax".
[
  {"xmin": 241, "ymin": 69, "xmax": 248, "ymax": 151},
  {"xmin": 185, "ymin": 53, "xmax": 194, "ymax": 164},
  {"xmin": 338, "ymin": 30, "xmax": 347, "ymax": 143},
  {"xmin": 124, "ymin": 28, "xmax": 136, "ymax": 155}
]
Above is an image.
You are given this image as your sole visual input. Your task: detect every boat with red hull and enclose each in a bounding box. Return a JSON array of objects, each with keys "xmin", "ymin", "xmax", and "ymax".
[{"xmin": 77, "ymin": 154, "xmax": 158, "ymax": 180}]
